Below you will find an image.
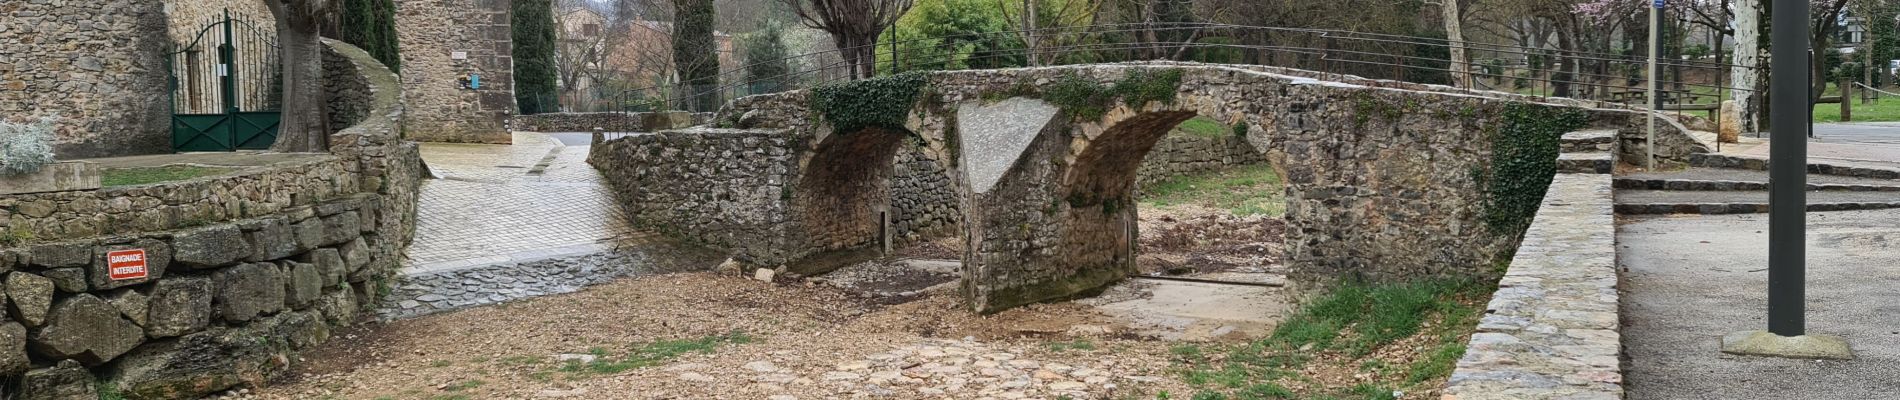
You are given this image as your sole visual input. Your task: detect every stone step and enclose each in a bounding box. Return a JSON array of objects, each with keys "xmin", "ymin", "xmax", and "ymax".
[
  {"xmin": 1689, "ymin": 153, "xmax": 1900, "ymax": 180},
  {"xmin": 1620, "ymin": 166, "xmax": 1900, "ymax": 186},
  {"xmin": 1614, "ymin": 189, "xmax": 1900, "ymax": 207},
  {"xmin": 1612, "ymin": 178, "xmax": 1900, "ymax": 192},
  {"xmin": 1615, "ymin": 201, "xmax": 1900, "ymax": 215},
  {"xmin": 1558, "ymin": 152, "xmax": 1613, "ymax": 174},
  {"xmin": 1560, "ymin": 129, "xmax": 1618, "ymax": 153}
]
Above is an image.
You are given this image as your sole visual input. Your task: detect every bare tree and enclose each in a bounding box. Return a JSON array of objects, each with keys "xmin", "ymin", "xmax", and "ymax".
[
  {"xmin": 264, "ymin": 0, "xmax": 334, "ymax": 152},
  {"xmin": 779, "ymin": 0, "xmax": 915, "ymax": 79},
  {"xmin": 1430, "ymin": 0, "xmax": 1474, "ymax": 88}
]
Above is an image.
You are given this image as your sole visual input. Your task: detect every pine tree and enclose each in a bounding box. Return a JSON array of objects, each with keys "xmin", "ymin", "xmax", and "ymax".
[
  {"xmin": 674, "ymin": 0, "xmax": 720, "ymax": 111},
  {"xmin": 745, "ymin": 24, "xmax": 791, "ymax": 95},
  {"xmin": 339, "ymin": 0, "xmax": 401, "ymax": 72},
  {"xmin": 513, "ymin": 0, "xmax": 561, "ymax": 114}
]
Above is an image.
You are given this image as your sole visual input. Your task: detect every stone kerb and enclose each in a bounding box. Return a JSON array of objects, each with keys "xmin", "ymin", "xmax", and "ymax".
[
  {"xmin": 0, "ymin": 39, "xmax": 422, "ymax": 399},
  {"xmin": 1441, "ymin": 173, "xmax": 1621, "ymax": 400}
]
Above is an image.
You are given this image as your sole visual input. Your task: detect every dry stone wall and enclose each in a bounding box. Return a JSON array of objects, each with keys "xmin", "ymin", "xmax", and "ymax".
[
  {"xmin": 587, "ymin": 128, "xmax": 801, "ymax": 264},
  {"xmin": 0, "ymin": 0, "xmax": 172, "ymax": 158},
  {"xmin": 508, "ymin": 111, "xmax": 712, "ymax": 133},
  {"xmin": 395, "ymin": 0, "xmax": 514, "ymax": 143},
  {"xmin": 0, "ymin": 40, "xmax": 420, "ymax": 399},
  {"xmin": 1135, "ymin": 134, "xmax": 1265, "ymax": 188}
]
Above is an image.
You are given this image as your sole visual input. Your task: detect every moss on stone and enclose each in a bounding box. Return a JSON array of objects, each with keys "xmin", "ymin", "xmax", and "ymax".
[
  {"xmin": 808, "ymin": 72, "xmax": 930, "ymax": 133},
  {"xmin": 978, "ymin": 261, "xmax": 1130, "ymax": 314}
]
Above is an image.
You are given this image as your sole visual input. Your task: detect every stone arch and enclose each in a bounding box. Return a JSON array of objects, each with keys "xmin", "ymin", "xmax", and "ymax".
[{"xmin": 785, "ymin": 126, "xmax": 919, "ymax": 274}]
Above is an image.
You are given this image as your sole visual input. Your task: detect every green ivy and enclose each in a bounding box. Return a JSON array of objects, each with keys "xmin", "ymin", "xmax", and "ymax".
[
  {"xmin": 1034, "ymin": 69, "xmax": 1185, "ymax": 121},
  {"xmin": 809, "ymin": 72, "xmax": 930, "ymax": 132},
  {"xmin": 1232, "ymin": 121, "xmax": 1249, "ymax": 137},
  {"xmin": 1482, "ymin": 103, "xmax": 1588, "ymax": 235}
]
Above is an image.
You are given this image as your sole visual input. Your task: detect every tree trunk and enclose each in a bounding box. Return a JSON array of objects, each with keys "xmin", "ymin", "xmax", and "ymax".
[
  {"xmin": 266, "ymin": 1, "xmax": 330, "ymax": 153},
  {"xmin": 1731, "ymin": 0, "xmax": 1762, "ymax": 133},
  {"xmin": 1440, "ymin": 0, "xmax": 1469, "ymax": 88},
  {"xmin": 1554, "ymin": 22, "xmax": 1577, "ymax": 98}
]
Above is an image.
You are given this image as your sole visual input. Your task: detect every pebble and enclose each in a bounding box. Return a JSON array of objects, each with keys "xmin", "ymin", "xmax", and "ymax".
[{"xmin": 677, "ymin": 372, "xmax": 714, "ymax": 382}]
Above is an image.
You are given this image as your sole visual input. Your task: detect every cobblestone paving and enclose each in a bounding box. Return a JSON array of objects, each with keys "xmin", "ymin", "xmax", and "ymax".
[
  {"xmin": 1441, "ymin": 173, "xmax": 1621, "ymax": 400},
  {"xmin": 407, "ymin": 133, "xmax": 631, "ymax": 268}
]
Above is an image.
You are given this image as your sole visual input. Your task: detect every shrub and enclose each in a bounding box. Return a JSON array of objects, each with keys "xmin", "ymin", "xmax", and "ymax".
[{"xmin": 0, "ymin": 115, "xmax": 57, "ymax": 176}]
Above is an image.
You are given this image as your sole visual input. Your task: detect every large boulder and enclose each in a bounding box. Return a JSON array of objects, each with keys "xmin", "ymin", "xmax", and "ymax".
[
  {"xmin": 297, "ymin": 248, "xmax": 346, "ymax": 288},
  {"xmin": 25, "ymin": 241, "xmax": 91, "ymax": 268},
  {"xmin": 103, "ymin": 287, "xmax": 151, "ymax": 326},
  {"xmin": 172, "ymin": 225, "xmax": 250, "ymax": 269},
  {"xmin": 42, "ymin": 268, "xmax": 87, "ymax": 293},
  {"xmin": 291, "ymin": 217, "xmax": 326, "ymax": 252},
  {"xmin": 105, "ymin": 326, "xmax": 291, "ymax": 400},
  {"xmin": 318, "ymin": 212, "xmax": 360, "ymax": 246},
  {"xmin": 7, "ymin": 272, "xmax": 55, "ymax": 327},
  {"xmin": 146, "ymin": 277, "xmax": 214, "ymax": 338},
  {"xmin": 313, "ymin": 286, "xmax": 360, "ymax": 327},
  {"xmin": 337, "ymin": 238, "xmax": 371, "ymax": 274},
  {"xmin": 215, "ymin": 263, "xmax": 285, "ymax": 322},
  {"xmin": 282, "ymin": 260, "xmax": 323, "ymax": 309},
  {"xmin": 20, "ymin": 360, "xmax": 97, "ymax": 400},
  {"xmin": 90, "ymin": 238, "xmax": 170, "ymax": 290},
  {"xmin": 29, "ymin": 294, "xmax": 146, "ymax": 365}
]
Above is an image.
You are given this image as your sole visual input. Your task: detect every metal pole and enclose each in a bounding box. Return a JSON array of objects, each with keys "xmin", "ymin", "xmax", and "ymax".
[
  {"xmin": 1767, "ymin": 0, "xmax": 1809, "ymax": 337},
  {"xmin": 1646, "ymin": 0, "xmax": 1660, "ymax": 170}
]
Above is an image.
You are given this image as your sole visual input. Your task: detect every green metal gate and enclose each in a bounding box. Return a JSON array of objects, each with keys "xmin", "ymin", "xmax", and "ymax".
[{"xmin": 166, "ymin": 10, "xmax": 281, "ymax": 152}]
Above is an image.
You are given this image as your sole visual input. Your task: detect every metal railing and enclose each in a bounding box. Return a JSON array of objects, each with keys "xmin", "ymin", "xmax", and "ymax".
[{"xmin": 594, "ymin": 22, "xmax": 1761, "ymax": 133}]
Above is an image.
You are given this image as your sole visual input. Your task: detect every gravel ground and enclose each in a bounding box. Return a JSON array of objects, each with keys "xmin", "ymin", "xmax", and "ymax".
[{"xmin": 233, "ymin": 273, "xmax": 1196, "ymax": 400}]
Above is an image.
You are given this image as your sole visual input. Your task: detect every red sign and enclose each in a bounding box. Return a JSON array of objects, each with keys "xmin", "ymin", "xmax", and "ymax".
[{"xmin": 106, "ymin": 249, "xmax": 149, "ymax": 281}]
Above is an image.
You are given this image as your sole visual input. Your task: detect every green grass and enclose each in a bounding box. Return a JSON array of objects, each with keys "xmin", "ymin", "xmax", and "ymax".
[
  {"xmin": 1815, "ymin": 94, "xmax": 1900, "ymax": 123},
  {"xmin": 1046, "ymin": 339, "xmax": 1096, "ymax": 352},
  {"xmin": 1140, "ymin": 164, "xmax": 1285, "ymax": 217},
  {"xmin": 1174, "ymin": 279, "xmax": 1490, "ymax": 400},
  {"xmin": 1173, "ymin": 117, "xmax": 1228, "ymax": 139},
  {"xmin": 101, "ymin": 165, "xmax": 233, "ymax": 187},
  {"xmin": 551, "ymin": 332, "xmax": 753, "ymax": 378}
]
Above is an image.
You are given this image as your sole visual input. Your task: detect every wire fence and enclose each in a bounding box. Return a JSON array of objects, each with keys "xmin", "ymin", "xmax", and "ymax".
[{"xmin": 581, "ymin": 22, "xmax": 1764, "ymax": 132}]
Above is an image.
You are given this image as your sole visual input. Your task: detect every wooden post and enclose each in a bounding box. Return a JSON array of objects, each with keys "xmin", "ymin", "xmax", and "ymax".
[{"xmin": 1841, "ymin": 77, "xmax": 1852, "ymax": 122}]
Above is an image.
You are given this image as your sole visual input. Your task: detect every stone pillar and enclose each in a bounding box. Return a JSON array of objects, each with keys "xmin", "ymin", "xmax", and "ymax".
[
  {"xmin": 395, "ymin": 0, "xmax": 516, "ymax": 143},
  {"xmin": 0, "ymin": 0, "xmax": 172, "ymax": 158}
]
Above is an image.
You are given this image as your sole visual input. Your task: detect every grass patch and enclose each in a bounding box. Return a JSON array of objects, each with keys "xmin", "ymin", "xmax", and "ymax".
[
  {"xmin": 101, "ymin": 165, "xmax": 233, "ymax": 187},
  {"xmin": 1173, "ymin": 117, "xmax": 1228, "ymax": 139},
  {"xmin": 1046, "ymin": 339, "xmax": 1096, "ymax": 352},
  {"xmin": 550, "ymin": 331, "xmax": 753, "ymax": 378},
  {"xmin": 1140, "ymin": 164, "xmax": 1285, "ymax": 217},
  {"xmin": 1815, "ymin": 94, "xmax": 1900, "ymax": 123},
  {"xmin": 1174, "ymin": 279, "xmax": 1491, "ymax": 399}
]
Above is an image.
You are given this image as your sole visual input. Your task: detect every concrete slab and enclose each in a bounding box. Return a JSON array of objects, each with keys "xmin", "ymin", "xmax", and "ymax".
[
  {"xmin": 1083, "ymin": 278, "xmax": 1290, "ymax": 341},
  {"xmin": 956, "ymin": 98, "xmax": 1060, "ymax": 193},
  {"xmin": 1620, "ymin": 210, "xmax": 1900, "ymax": 399}
]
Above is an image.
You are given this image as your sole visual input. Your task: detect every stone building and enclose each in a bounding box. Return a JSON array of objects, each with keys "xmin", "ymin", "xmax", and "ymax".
[
  {"xmin": 395, "ymin": 0, "xmax": 517, "ymax": 144},
  {"xmin": 0, "ymin": 0, "xmax": 172, "ymax": 158}
]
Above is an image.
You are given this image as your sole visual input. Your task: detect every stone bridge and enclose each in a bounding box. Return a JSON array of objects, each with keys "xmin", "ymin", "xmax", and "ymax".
[{"xmin": 589, "ymin": 62, "xmax": 1711, "ymax": 313}]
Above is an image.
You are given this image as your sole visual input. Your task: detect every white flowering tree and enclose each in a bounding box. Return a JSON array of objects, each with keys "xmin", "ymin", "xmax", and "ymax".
[{"xmin": 0, "ymin": 116, "xmax": 57, "ymax": 177}]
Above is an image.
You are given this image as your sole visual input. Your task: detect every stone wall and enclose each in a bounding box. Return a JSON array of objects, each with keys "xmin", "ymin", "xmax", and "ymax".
[
  {"xmin": 395, "ymin": 0, "xmax": 514, "ymax": 143},
  {"xmin": 890, "ymin": 141, "xmax": 961, "ymax": 245},
  {"xmin": 508, "ymin": 111, "xmax": 712, "ymax": 133},
  {"xmin": 0, "ymin": 0, "xmax": 172, "ymax": 159},
  {"xmin": 1134, "ymin": 134, "xmax": 1265, "ymax": 188},
  {"xmin": 587, "ymin": 128, "xmax": 801, "ymax": 264},
  {"xmin": 0, "ymin": 40, "xmax": 421, "ymax": 399},
  {"xmin": 160, "ymin": 0, "xmax": 269, "ymax": 46}
]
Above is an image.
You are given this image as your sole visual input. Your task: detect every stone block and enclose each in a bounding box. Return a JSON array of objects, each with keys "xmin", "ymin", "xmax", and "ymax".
[
  {"xmin": 5, "ymin": 272, "xmax": 54, "ymax": 327},
  {"xmin": 318, "ymin": 212, "xmax": 360, "ymax": 246},
  {"xmin": 29, "ymin": 293, "xmax": 146, "ymax": 365},
  {"xmin": 0, "ymin": 321, "xmax": 25, "ymax": 375},
  {"xmin": 173, "ymin": 224, "xmax": 250, "ymax": 269},
  {"xmin": 20, "ymin": 360, "xmax": 97, "ymax": 400},
  {"xmin": 43, "ymin": 268, "xmax": 88, "ymax": 293},
  {"xmin": 215, "ymin": 263, "xmax": 285, "ymax": 322},
  {"xmin": 0, "ymin": 161, "xmax": 101, "ymax": 195},
  {"xmin": 106, "ymin": 326, "xmax": 286, "ymax": 400},
  {"xmin": 314, "ymin": 286, "xmax": 360, "ymax": 327},
  {"xmin": 103, "ymin": 287, "xmax": 151, "ymax": 326},
  {"xmin": 146, "ymin": 276, "xmax": 214, "ymax": 338},
  {"xmin": 90, "ymin": 238, "xmax": 171, "ymax": 290},
  {"xmin": 246, "ymin": 217, "xmax": 301, "ymax": 262},
  {"xmin": 26, "ymin": 240, "xmax": 92, "ymax": 268},
  {"xmin": 299, "ymin": 248, "xmax": 346, "ymax": 288},
  {"xmin": 283, "ymin": 260, "xmax": 323, "ymax": 309},
  {"xmin": 337, "ymin": 237, "xmax": 371, "ymax": 273},
  {"xmin": 291, "ymin": 217, "xmax": 326, "ymax": 252}
]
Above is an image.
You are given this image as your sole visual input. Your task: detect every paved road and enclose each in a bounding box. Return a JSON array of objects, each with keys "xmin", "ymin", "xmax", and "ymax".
[
  {"xmin": 1620, "ymin": 210, "xmax": 1900, "ymax": 399},
  {"xmin": 1728, "ymin": 122, "xmax": 1900, "ymax": 168},
  {"xmin": 405, "ymin": 132, "xmax": 632, "ymax": 272}
]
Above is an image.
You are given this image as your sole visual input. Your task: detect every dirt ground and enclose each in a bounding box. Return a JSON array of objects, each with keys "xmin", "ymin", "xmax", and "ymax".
[{"xmin": 237, "ymin": 272, "xmax": 1202, "ymax": 400}]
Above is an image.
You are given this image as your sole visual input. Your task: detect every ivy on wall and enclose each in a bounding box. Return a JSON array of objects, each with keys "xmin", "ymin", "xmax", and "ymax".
[
  {"xmin": 1040, "ymin": 69, "xmax": 1185, "ymax": 120},
  {"xmin": 1481, "ymin": 103, "xmax": 1588, "ymax": 234},
  {"xmin": 809, "ymin": 72, "xmax": 930, "ymax": 133}
]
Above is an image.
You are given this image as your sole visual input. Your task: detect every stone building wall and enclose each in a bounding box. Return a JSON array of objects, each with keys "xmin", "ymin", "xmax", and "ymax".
[
  {"xmin": 159, "ymin": 0, "xmax": 270, "ymax": 45},
  {"xmin": 889, "ymin": 141, "xmax": 961, "ymax": 245},
  {"xmin": 0, "ymin": 40, "xmax": 421, "ymax": 398},
  {"xmin": 0, "ymin": 0, "xmax": 172, "ymax": 159},
  {"xmin": 395, "ymin": 0, "xmax": 514, "ymax": 143}
]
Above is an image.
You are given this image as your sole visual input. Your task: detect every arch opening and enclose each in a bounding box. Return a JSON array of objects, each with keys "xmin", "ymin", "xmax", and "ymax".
[{"xmin": 787, "ymin": 127, "xmax": 914, "ymax": 275}]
